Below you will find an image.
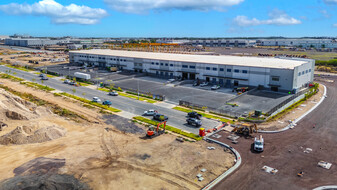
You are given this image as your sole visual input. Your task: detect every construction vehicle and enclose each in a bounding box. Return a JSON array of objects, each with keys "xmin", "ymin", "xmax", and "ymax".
[
  {"xmin": 146, "ymin": 121, "xmax": 167, "ymax": 138},
  {"xmin": 232, "ymin": 123, "xmax": 258, "ymax": 136}
]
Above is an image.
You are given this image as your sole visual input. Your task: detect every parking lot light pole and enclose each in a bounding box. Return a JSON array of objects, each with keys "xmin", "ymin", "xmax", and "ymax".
[{"xmin": 137, "ymin": 79, "xmax": 140, "ymax": 100}]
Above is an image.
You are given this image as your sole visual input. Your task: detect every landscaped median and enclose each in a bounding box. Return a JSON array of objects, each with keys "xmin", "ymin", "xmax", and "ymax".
[
  {"xmin": 0, "ymin": 73, "xmax": 25, "ymax": 82},
  {"xmin": 98, "ymin": 87, "xmax": 157, "ymax": 103},
  {"xmin": 20, "ymin": 81, "xmax": 55, "ymax": 92},
  {"xmin": 55, "ymin": 92, "xmax": 121, "ymax": 113},
  {"xmin": 132, "ymin": 116, "xmax": 203, "ymax": 141},
  {"xmin": 173, "ymin": 106, "xmax": 234, "ymax": 124}
]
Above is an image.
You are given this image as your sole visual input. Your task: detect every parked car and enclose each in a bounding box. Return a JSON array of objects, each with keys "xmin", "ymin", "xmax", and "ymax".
[
  {"xmin": 39, "ymin": 73, "xmax": 46, "ymax": 77},
  {"xmin": 193, "ymin": 82, "xmax": 199, "ymax": 86},
  {"xmin": 108, "ymin": 91, "xmax": 118, "ymax": 96},
  {"xmin": 168, "ymin": 79, "xmax": 175, "ymax": 83},
  {"xmin": 186, "ymin": 118, "xmax": 202, "ymax": 127},
  {"xmin": 188, "ymin": 111, "xmax": 202, "ymax": 119},
  {"xmin": 211, "ymin": 85, "xmax": 220, "ymax": 90},
  {"xmin": 92, "ymin": 97, "xmax": 101, "ymax": 102},
  {"xmin": 153, "ymin": 113, "xmax": 168, "ymax": 121},
  {"xmin": 144, "ymin": 109, "xmax": 158, "ymax": 116},
  {"xmin": 102, "ymin": 100, "xmax": 112, "ymax": 105},
  {"xmin": 64, "ymin": 79, "xmax": 71, "ymax": 84},
  {"xmin": 69, "ymin": 81, "xmax": 76, "ymax": 85},
  {"xmin": 200, "ymin": 82, "xmax": 208, "ymax": 87},
  {"xmin": 41, "ymin": 76, "xmax": 48, "ymax": 80}
]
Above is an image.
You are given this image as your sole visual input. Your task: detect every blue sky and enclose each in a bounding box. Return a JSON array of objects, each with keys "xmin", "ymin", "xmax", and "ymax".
[{"xmin": 0, "ymin": 0, "xmax": 336, "ymax": 37}]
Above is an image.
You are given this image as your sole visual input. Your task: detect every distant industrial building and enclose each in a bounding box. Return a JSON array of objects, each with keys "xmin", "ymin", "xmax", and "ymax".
[
  {"xmin": 70, "ymin": 49, "xmax": 314, "ymax": 92},
  {"xmin": 4, "ymin": 38, "xmax": 69, "ymax": 47},
  {"xmin": 187, "ymin": 39, "xmax": 256, "ymax": 47},
  {"xmin": 258, "ymin": 39, "xmax": 337, "ymax": 49}
]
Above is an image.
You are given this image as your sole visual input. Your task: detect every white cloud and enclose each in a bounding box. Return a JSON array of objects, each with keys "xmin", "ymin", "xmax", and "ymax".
[
  {"xmin": 104, "ymin": 0, "xmax": 244, "ymax": 14},
  {"xmin": 323, "ymin": 0, "xmax": 337, "ymax": 4},
  {"xmin": 0, "ymin": 0, "xmax": 108, "ymax": 24},
  {"xmin": 333, "ymin": 23, "xmax": 337, "ymax": 27},
  {"xmin": 233, "ymin": 9, "xmax": 301, "ymax": 26}
]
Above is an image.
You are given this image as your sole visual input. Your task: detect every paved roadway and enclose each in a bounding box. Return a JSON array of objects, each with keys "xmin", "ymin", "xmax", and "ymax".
[
  {"xmin": 0, "ymin": 66, "xmax": 221, "ymax": 134},
  {"xmin": 210, "ymin": 75, "xmax": 337, "ymax": 190}
]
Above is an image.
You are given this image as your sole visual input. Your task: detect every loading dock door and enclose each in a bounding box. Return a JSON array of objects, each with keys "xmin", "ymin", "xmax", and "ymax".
[
  {"xmin": 182, "ymin": 72, "xmax": 188, "ymax": 80},
  {"xmin": 226, "ymin": 80, "xmax": 231, "ymax": 87},
  {"xmin": 190, "ymin": 73, "xmax": 196, "ymax": 80},
  {"xmin": 271, "ymin": 86, "xmax": 279, "ymax": 92},
  {"xmin": 234, "ymin": 80, "xmax": 239, "ymax": 86},
  {"xmin": 219, "ymin": 79, "xmax": 224, "ymax": 86}
]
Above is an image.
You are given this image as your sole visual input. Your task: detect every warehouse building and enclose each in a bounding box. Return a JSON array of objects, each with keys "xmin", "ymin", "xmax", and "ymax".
[
  {"xmin": 5, "ymin": 38, "xmax": 69, "ymax": 47},
  {"xmin": 70, "ymin": 49, "xmax": 314, "ymax": 93}
]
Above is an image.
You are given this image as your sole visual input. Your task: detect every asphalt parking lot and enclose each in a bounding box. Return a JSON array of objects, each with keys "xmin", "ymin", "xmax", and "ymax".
[
  {"xmin": 45, "ymin": 64, "xmax": 296, "ymax": 117},
  {"xmin": 223, "ymin": 90, "xmax": 291, "ymax": 114}
]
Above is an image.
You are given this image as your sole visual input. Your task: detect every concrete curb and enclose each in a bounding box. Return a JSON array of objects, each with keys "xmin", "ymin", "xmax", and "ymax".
[
  {"xmin": 202, "ymin": 132, "xmax": 242, "ymax": 190},
  {"xmin": 259, "ymin": 84, "xmax": 327, "ymax": 134},
  {"xmin": 313, "ymin": 185, "xmax": 337, "ymax": 190}
]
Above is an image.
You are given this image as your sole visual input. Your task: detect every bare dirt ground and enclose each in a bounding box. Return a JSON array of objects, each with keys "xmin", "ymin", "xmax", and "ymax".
[
  {"xmin": 258, "ymin": 83, "xmax": 325, "ymax": 131},
  {"xmin": 0, "ymin": 78, "xmax": 235, "ymax": 190},
  {"xmin": 212, "ymin": 75, "xmax": 337, "ymax": 190},
  {"xmin": 0, "ymin": 47, "xmax": 68, "ymax": 67}
]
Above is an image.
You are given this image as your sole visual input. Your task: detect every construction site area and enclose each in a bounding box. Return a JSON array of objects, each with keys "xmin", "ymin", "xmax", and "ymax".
[
  {"xmin": 0, "ymin": 47, "xmax": 68, "ymax": 68},
  {"xmin": 0, "ymin": 78, "xmax": 235, "ymax": 190}
]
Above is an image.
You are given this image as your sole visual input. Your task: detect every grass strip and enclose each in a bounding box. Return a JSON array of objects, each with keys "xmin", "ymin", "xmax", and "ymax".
[
  {"xmin": 98, "ymin": 87, "xmax": 157, "ymax": 103},
  {"xmin": 59, "ymin": 92, "xmax": 121, "ymax": 113},
  {"xmin": 133, "ymin": 116, "xmax": 203, "ymax": 141},
  {"xmin": 173, "ymin": 106, "xmax": 234, "ymax": 124},
  {"xmin": 20, "ymin": 81, "xmax": 55, "ymax": 92},
  {"xmin": 6, "ymin": 65, "xmax": 32, "ymax": 72},
  {"xmin": 0, "ymin": 85, "xmax": 88, "ymax": 122},
  {"xmin": 0, "ymin": 73, "xmax": 25, "ymax": 82}
]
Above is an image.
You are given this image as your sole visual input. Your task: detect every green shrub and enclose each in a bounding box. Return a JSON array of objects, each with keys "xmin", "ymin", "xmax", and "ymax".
[
  {"xmin": 133, "ymin": 116, "xmax": 203, "ymax": 141},
  {"xmin": 20, "ymin": 81, "xmax": 55, "ymax": 92}
]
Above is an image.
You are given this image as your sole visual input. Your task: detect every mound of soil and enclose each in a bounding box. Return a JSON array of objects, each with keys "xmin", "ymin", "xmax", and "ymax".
[
  {"xmin": 0, "ymin": 125, "xmax": 66, "ymax": 145},
  {"xmin": 103, "ymin": 115, "xmax": 144, "ymax": 134},
  {"xmin": 0, "ymin": 174, "xmax": 90, "ymax": 190},
  {"xmin": 5, "ymin": 111, "xmax": 28, "ymax": 120},
  {"xmin": 14, "ymin": 157, "xmax": 66, "ymax": 176}
]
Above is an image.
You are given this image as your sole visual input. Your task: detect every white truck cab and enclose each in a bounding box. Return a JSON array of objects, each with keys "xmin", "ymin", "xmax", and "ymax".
[{"xmin": 254, "ymin": 135, "xmax": 264, "ymax": 152}]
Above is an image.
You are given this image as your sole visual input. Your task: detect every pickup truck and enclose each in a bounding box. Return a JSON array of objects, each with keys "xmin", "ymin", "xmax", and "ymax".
[
  {"xmin": 254, "ymin": 135, "xmax": 264, "ymax": 152},
  {"xmin": 187, "ymin": 111, "xmax": 202, "ymax": 119},
  {"xmin": 186, "ymin": 118, "xmax": 202, "ymax": 127},
  {"xmin": 153, "ymin": 113, "xmax": 168, "ymax": 121}
]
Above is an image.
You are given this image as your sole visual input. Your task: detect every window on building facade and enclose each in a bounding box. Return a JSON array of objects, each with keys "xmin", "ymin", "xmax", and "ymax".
[
  {"xmin": 151, "ymin": 62, "xmax": 154, "ymax": 65},
  {"xmin": 190, "ymin": 66, "xmax": 196, "ymax": 69},
  {"xmin": 170, "ymin": 64, "xmax": 173, "ymax": 67},
  {"xmin": 302, "ymin": 71, "xmax": 304, "ymax": 75},
  {"xmin": 271, "ymin": 76, "xmax": 279, "ymax": 81},
  {"xmin": 242, "ymin": 70, "xmax": 248, "ymax": 74},
  {"xmin": 306, "ymin": 70, "xmax": 308, "ymax": 73},
  {"xmin": 156, "ymin": 63, "xmax": 159, "ymax": 65},
  {"xmin": 182, "ymin": 65, "xmax": 188, "ymax": 68},
  {"xmin": 309, "ymin": 69, "xmax": 311, "ymax": 72},
  {"xmin": 213, "ymin": 68, "xmax": 217, "ymax": 71},
  {"xmin": 227, "ymin": 69, "xmax": 231, "ymax": 72},
  {"xmin": 165, "ymin": 63, "xmax": 168, "ymax": 66},
  {"xmin": 298, "ymin": 72, "xmax": 301, "ymax": 76},
  {"xmin": 206, "ymin": 67, "xmax": 210, "ymax": 70},
  {"xmin": 220, "ymin": 68, "xmax": 224, "ymax": 71},
  {"xmin": 234, "ymin": 69, "xmax": 239, "ymax": 73}
]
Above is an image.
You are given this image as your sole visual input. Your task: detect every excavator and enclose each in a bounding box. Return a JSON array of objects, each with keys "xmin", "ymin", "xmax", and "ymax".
[
  {"xmin": 232, "ymin": 123, "xmax": 258, "ymax": 136},
  {"xmin": 146, "ymin": 121, "xmax": 167, "ymax": 138}
]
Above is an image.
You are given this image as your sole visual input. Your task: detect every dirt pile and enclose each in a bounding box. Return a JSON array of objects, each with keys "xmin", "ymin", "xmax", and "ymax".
[
  {"xmin": 0, "ymin": 174, "xmax": 90, "ymax": 190},
  {"xmin": 14, "ymin": 157, "xmax": 66, "ymax": 176},
  {"xmin": 0, "ymin": 89, "xmax": 41, "ymax": 121},
  {"xmin": 0, "ymin": 125, "xmax": 66, "ymax": 145}
]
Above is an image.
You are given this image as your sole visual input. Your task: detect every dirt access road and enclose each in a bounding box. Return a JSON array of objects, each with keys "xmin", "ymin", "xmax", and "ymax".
[{"xmin": 212, "ymin": 76, "xmax": 337, "ymax": 190}]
